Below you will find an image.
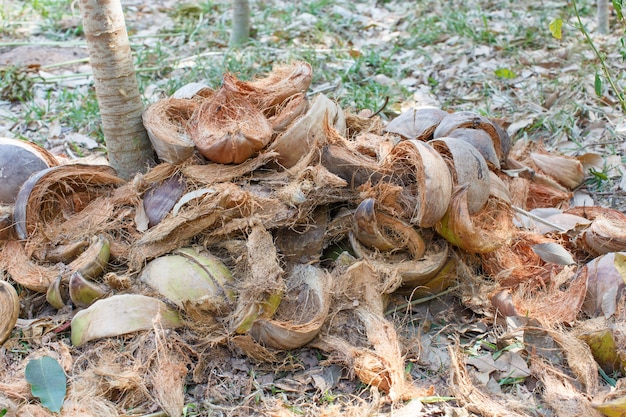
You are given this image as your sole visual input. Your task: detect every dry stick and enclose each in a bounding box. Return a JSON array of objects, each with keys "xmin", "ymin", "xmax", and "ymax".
[
  {"xmin": 384, "ymin": 285, "xmax": 459, "ymax": 316},
  {"xmin": 511, "ymin": 205, "xmax": 569, "ymax": 233}
]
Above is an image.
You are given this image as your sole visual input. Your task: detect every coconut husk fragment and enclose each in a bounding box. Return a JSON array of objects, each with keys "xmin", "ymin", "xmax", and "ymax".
[
  {"xmin": 383, "ymin": 107, "xmax": 448, "ymax": 141},
  {"xmin": 188, "ymin": 74, "xmax": 273, "ymax": 164},
  {"xmin": 320, "ymin": 144, "xmax": 384, "ymax": 189},
  {"xmin": 376, "ymin": 139, "xmax": 452, "ymax": 227},
  {"xmin": 246, "ymin": 61, "xmax": 313, "ymax": 111},
  {"xmin": 142, "ymin": 97, "xmax": 198, "ymax": 165},
  {"xmin": 1, "ymin": 240, "xmax": 61, "ymax": 292},
  {"xmin": 13, "ymin": 164, "xmax": 125, "ymax": 241},
  {"xmin": 182, "ymin": 151, "xmax": 279, "ymax": 185}
]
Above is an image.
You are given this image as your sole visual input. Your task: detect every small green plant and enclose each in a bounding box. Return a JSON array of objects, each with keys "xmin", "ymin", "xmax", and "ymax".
[{"xmin": 549, "ymin": 0, "xmax": 626, "ymax": 112}]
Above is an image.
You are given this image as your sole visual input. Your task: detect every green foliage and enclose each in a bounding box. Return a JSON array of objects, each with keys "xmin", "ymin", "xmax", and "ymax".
[
  {"xmin": 549, "ymin": 18, "xmax": 562, "ymax": 39},
  {"xmin": 25, "ymin": 356, "xmax": 67, "ymax": 413}
]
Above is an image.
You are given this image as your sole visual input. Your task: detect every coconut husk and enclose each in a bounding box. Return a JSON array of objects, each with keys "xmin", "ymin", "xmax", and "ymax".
[
  {"xmin": 13, "ymin": 164, "xmax": 125, "ymax": 241},
  {"xmin": 510, "ymin": 265, "xmax": 586, "ymax": 325},
  {"xmin": 268, "ymin": 92, "xmax": 309, "ymax": 133},
  {"xmin": 376, "ymin": 139, "xmax": 452, "ymax": 227},
  {"xmin": 350, "ymin": 132, "xmax": 397, "ymax": 161},
  {"xmin": 448, "ymin": 343, "xmax": 530, "ymax": 417},
  {"xmin": 383, "ymin": 107, "xmax": 448, "ymax": 141},
  {"xmin": 433, "ymin": 111, "xmax": 508, "ymax": 164},
  {"xmin": 1, "ymin": 240, "xmax": 61, "ymax": 292},
  {"xmin": 530, "ymin": 151, "xmax": 585, "ymax": 189},
  {"xmin": 429, "ymin": 137, "xmax": 491, "ymax": 214},
  {"xmin": 268, "ymin": 93, "xmax": 346, "ymax": 169},
  {"xmin": 320, "ymin": 144, "xmax": 384, "ymax": 189},
  {"xmin": 246, "ymin": 61, "xmax": 313, "ymax": 111},
  {"xmin": 249, "ymin": 264, "xmax": 332, "ymax": 350},
  {"xmin": 447, "ymin": 128, "xmax": 501, "ymax": 170},
  {"xmin": 565, "ymin": 206, "xmax": 626, "ymax": 255},
  {"xmin": 142, "ymin": 97, "xmax": 199, "ymax": 165},
  {"xmin": 187, "ymin": 74, "xmax": 273, "ymax": 164},
  {"xmin": 345, "ymin": 110, "xmax": 384, "ymax": 139},
  {"xmin": 481, "ymin": 231, "xmax": 558, "ymax": 288},
  {"xmin": 435, "ymin": 186, "xmax": 514, "ymax": 254}
]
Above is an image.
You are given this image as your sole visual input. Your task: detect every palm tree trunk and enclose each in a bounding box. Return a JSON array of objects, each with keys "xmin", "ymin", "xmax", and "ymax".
[
  {"xmin": 78, "ymin": 0, "xmax": 155, "ymax": 179},
  {"xmin": 229, "ymin": 0, "xmax": 250, "ymax": 47}
]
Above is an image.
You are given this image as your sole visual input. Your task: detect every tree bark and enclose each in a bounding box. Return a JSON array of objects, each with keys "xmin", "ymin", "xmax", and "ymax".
[
  {"xmin": 597, "ymin": 0, "xmax": 609, "ymax": 34},
  {"xmin": 78, "ymin": 0, "xmax": 155, "ymax": 180},
  {"xmin": 229, "ymin": 0, "xmax": 250, "ymax": 47}
]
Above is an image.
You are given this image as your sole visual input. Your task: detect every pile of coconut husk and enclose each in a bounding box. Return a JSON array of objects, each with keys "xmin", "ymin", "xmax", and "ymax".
[{"xmin": 0, "ymin": 62, "xmax": 624, "ymax": 416}]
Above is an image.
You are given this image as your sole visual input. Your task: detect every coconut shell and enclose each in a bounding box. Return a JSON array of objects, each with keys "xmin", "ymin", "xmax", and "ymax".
[
  {"xmin": 0, "ymin": 280, "xmax": 19, "ymax": 345},
  {"xmin": 447, "ymin": 128, "xmax": 500, "ymax": 170}
]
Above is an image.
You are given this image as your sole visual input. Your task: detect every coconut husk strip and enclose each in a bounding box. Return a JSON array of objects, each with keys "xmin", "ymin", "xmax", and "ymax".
[
  {"xmin": 435, "ymin": 187, "xmax": 513, "ymax": 254},
  {"xmin": 13, "ymin": 165, "xmax": 125, "ymax": 240},
  {"xmin": 378, "ymin": 139, "xmax": 452, "ymax": 227},
  {"xmin": 530, "ymin": 359, "xmax": 602, "ymax": 417},
  {"xmin": 246, "ymin": 61, "xmax": 313, "ymax": 111},
  {"xmin": 142, "ymin": 97, "xmax": 198, "ymax": 165},
  {"xmin": 527, "ymin": 181, "xmax": 571, "ymax": 210},
  {"xmin": 188, "ymin": 74, "xmax": 273, "ymax": 164},
  {"xmin": 481, "ymin": 231, "xmax": 555, "ymax": 288},
  {"xmin": 268, "ymin": 92, "xmax": 309, "ymax": 133},
  {"xmin": 149, "ymin": 325, "xmax": 189, "ymax": 417},
  {"xmin": 551, "ymin": 328, "xmax": 600, "ymax": 396},
  {"xmin": 511, "ymin": 265, "xmax": 586, "ymax": 325},
  {"xmin": 1, "ymin": 240, "xmax": 61, "ymax": 292},
  {"xmin": 130, "ymin": 183, "xmax": 248, "ymax": 269},
  {"xmin": 530, "ymin": 152, "xmax": 585, "ymax": 189},
  {"xmin": 320, "ymin": 144, "xmax": 385, "ymax": 189},
  {"xmin": 345, "ymin": 110, "xmax": 384, "ymax": 139},
  {"xmin": 181, "ymin": 151, "xmax": 279, "ymax": 185},
  {"xmin": 448, "ymin": 344, "xmax": 530, "ymax": 417},
  {"xmin": 230, "ymin": 224, "xmax": 285, "ymax": 334}
]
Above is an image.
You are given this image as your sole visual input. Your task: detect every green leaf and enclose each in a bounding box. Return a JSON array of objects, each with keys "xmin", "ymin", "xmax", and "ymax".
[
  {"xmin": 25, "ymin": 356, "xmax": 67, "ymax": 413},
  {"xmin": 613, "ymin": 0, "xmax": 624, "ymax": 21},
  {"xmin": 549, "ymin": 18, "xmax": 563, "ymax": 39},
  {"xmin": 495, "ymin": 68, "xmax": 516, "ymax": 79},
  {"xmin": 0, "ymin": 409, "xmax": 6, "ymax": 417},
  {"xmin": 595, "ymin": 73, "xmax": 603, "ymax": 97},
  {"xmin": 615, "ymin": 253, "xmax": 626, "ymax": 284}
]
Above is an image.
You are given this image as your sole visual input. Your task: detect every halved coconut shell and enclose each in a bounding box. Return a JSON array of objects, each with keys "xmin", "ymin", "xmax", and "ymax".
[
  {"xmin": 143, "ymin": 97, "xmax": 199, "ymax": 165},
  {"xmin": 433, "ymin": 111, "xmax": 508, "ymax": 164},
  {"xmin": 188, "ymin": 74, "xmax": 273, "ymax": 164},
  {"xmin": 0, "ymin": 137, "xmax": 58, "ymax": 204},
  {"xmin": 0, "ymin": 280, "xmax": 19, "ymax": 345},
  {"xmin": 13, "ymin": 164, "xmax": 124, "ymax": 240},
  {"xmin": 447, "ymin": 128, "xmax": 501, "ymax": 170},
  {"xmin": 268, "ymin": 93, "xmax": 346, "ymax": 169},
  {"xmin": 383, "ymin": 107, "xmax": 448, "ymax": 141},
  {"xmin": 249, "ymin": 264, "xmax": 331, "ymax": 350},
  {"xmin": 379, "ymin": 139, "xmax": 452, "ymax": 227},
  {"xmin": 429, "ymin": 137, "xmax": 491, "ymax": 214}
]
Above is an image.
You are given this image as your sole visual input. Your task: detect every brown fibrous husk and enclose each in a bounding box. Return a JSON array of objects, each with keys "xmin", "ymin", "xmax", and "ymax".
[{"xmin": 187, "ymin": 74, "xmax": 273, "ymax": 164}]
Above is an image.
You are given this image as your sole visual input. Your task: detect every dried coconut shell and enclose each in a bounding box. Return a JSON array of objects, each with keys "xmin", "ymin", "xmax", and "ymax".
[
  {"xmin": 249, "ymin": 264, "xmax": 331, "ymax": 350},
  {"xmin": 378, "ymin": 139, "xmax": 452, "ymax": 227},
  {"xmin": 268, "ymin": 93, "xmax": 346, "ymax": 169},
  {"xmin": 447, "ymin": 128, "xmax": 501, "ymax": 170},
  {"xmin": 565, "ymin": 206, "xmax": 626, "ymax": 255},
  {"xmin": 13, "ymin": 164, "xmax": 125, "ymax": 240},
  {"xmin": 188, "ymin": 74, "xmax": 273, "ymax": 164},
  {"xmin": 142, "ymin": 97, "xmax": 198, "ymax": 165},
  {"xmin": 0, "ymin": 137, "xmax": 58, "ymax": 204},
  {"xmin": 383, "ymin": 107, "xmax": 448, "ymax": 140},
  {"xmin": 433, "ymin": 111, "xmax": 509, "ymax": 164},
  {"xmin": 429, "ymin": 137, "xmax": 491, "ymax": 214},
  {"xmin": 267, "ymin": 92, "xmax": 309, "ymax": 133}
]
